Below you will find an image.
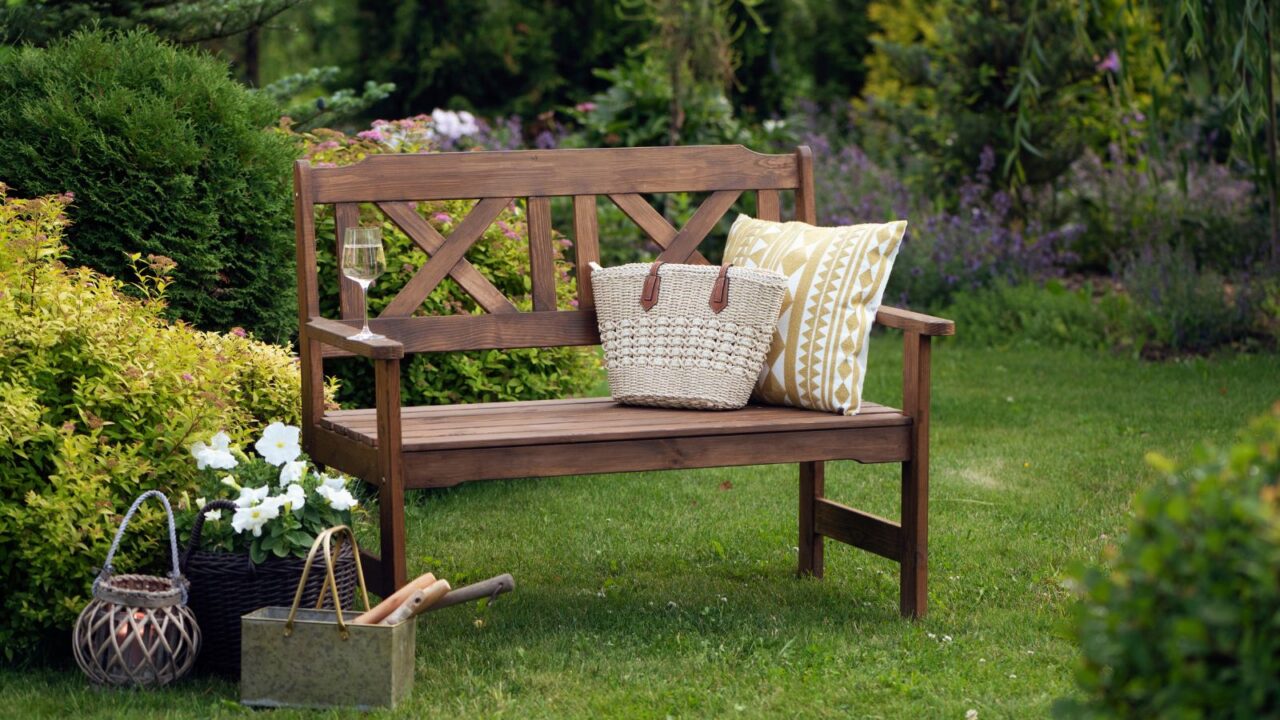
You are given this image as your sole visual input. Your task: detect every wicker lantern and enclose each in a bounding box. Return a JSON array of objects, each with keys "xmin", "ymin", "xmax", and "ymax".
[{"xmin": 73, "ymin": 491, "xmax": 201, "ymax": 687}]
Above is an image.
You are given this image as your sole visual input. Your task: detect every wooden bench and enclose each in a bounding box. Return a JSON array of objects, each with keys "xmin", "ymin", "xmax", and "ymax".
[{"xmin": 293, "ymin": 145, "xmax": 955, "ymax": 618}]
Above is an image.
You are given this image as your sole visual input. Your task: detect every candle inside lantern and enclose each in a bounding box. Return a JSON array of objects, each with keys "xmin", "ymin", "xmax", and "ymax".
[{"xmin": 114, "ymin": 610, "xmax": 156, "ymax": 680}]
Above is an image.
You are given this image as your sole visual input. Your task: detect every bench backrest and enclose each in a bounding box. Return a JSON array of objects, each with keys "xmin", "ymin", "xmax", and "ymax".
[{"xmin": 294, "ymin": 144, "xmax": 816, "ymax": 359}]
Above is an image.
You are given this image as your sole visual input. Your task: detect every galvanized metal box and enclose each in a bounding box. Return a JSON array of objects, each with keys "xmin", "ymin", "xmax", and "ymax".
[
  {"xmin": 238, "ymin": 525, "xmax": 415, "ymax": 710},
  {"xmin": 239, "ymin": 606, "xmax": 416, "ymax": 710}
]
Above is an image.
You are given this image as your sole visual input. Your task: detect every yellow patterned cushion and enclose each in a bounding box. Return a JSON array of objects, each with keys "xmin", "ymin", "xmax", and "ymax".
[{"xmin": 723, "ymin": 214, "xmax": 906, "ymax": 414}]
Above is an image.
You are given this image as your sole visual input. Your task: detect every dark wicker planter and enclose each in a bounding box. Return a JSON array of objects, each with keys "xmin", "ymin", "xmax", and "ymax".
[{"xmin": 181, "ymin": 500, "xmax": 358, "ymax": 676}]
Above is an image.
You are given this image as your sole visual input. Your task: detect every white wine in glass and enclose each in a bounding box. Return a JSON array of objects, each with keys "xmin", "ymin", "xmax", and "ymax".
[{"xmin": 342, "ymin": 227, "xmax": 387, "ymax": 341}]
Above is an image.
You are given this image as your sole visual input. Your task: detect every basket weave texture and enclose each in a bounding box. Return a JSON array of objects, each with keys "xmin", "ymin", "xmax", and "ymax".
[
  {"xmin": 181, "ymin": 500, "xmax": 358, "ymax": 676},
  {"xmin": 591, "ymin": 262, "xmax": 786, "ymax": 410},
  {"xmin": 73, "ymin": 491, "xmax": 201, "ymax": 687}
]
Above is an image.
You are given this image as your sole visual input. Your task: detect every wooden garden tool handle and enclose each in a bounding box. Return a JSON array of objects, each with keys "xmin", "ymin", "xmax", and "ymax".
[
  {"xmin": 383, "ymin": 579, "xmax": 451, "ymax": 625},
  {"xmin": 352, "ymin": 572, "xmax": 436, "ymax": 624},
  {"xmin": 420, "ymin": 574, "xmax": 515, "ymax": 614}
]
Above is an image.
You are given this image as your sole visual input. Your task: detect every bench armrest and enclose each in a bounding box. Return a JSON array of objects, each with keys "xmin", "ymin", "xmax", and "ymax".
[
  {"xmin": 875, "ymin": 305, "xmax": 955, "ymax": 337},
  {"xmin": 305, "ymin": 317, "xmax": 405, "ymax": 359}
]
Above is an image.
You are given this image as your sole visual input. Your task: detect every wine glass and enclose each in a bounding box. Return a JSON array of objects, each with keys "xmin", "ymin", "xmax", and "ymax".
[{"xmin": 341, "ymin": 227, "xmax": 387, "ymax": 341}]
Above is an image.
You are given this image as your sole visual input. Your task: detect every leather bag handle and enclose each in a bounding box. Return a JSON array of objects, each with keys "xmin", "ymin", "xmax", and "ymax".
[{"xmin": 638, "ymin": 261, "xmax": 734, "ymax": 314}]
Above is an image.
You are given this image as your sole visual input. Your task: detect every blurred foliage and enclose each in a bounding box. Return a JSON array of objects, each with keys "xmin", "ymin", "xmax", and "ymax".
[
  {"xmin": 861, "ymin": 0, "xmax": 1101, "ymax": 191},
  {"xmin": 1062, "ymin": 404, "xmax": 1280, "ymax": 718},
  {"xmin": 1116, "ymin": 242, "xmax": 1264, "ymax": 355},
  {"xmin": 0, "ymin": 0, "xmax": 302, "ymax": 45},
  {"xmin": 0, "ymin": 28, "xmax": 298, "ymax": 341},
  {"xmin": 943, "ymin": 281, "xmax": 1120, "ymax": 350},
  {"xmin": 261, "ymin": 66, "xmax": 395, "ymax": 131}
]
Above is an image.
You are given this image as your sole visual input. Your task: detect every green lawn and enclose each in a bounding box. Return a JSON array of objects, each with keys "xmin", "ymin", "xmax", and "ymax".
[{"xmin": 3, "ymin": 339, "xmax": 1277, "ymax": 718}]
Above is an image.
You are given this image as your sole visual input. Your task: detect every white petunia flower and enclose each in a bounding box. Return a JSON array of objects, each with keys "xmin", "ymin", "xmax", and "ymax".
[
  {"xmin": 318, "ymin": 485, "xmax": 359, "ymax": 511},
  {"xmin": 204, "ymin": 509, "xmax": 223, "ymax": 522},
  {"xmin": 255, "ymin": 422, "xmax": 301, "ymax": 466},
  {"xmin": 191, "ymin": 431, "xmax": 237, "ymax": 470},
  {"xmin": 235, "ymin": 484, "xmax": 271, "ymax": 508},
  {"xmin": 278, "ymin": 459, "xmax": 307, "ymax": 487},
  {"xmin": 280, "ymin": 483, "xmax": 306, "ymax": 512},
  {"xmin": 231, "ymin": 501, "xmax": 280, "ymax": 537},
  {"xmin": 319, "ymin": 473, "xmax": 346, "ymax": 492},
  {"xmin": 220, "ymin": 475, "xmax": 240, "ymax": 490}
]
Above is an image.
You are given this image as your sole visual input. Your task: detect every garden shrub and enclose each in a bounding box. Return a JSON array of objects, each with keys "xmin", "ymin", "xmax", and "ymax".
[
  {"xmin": 943, "ymin": 281, "xmax": 1114, "ymax": 350},
  {"xmin": 0, "ymin": 28, "xmax": 297, "ymax": 341},
  {"xmin": 1065, "ymin": 403, "xmax": 1280, "ymax": 718},
  {"xmin": 0, "ymin": 186, "xmax": 311, "ymax": 661},
  {"xmin": 282, "ymin": 117, "xmax": 600, "ymax": 408},
  {"xmin": 1067, "ymin": 145, "xmax": 1265, "ymax": 273},
  {"xmin": 797, "ymin": 119, "xmax": 1080, "ymax": 309},
  {"xmin": 1117, "ymin": 242, "xmax": 1258, "ymax": 354}
]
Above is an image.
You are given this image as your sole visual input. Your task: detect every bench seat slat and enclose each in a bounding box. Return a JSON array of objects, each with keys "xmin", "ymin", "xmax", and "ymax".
[
  {"xmin": 318, "ymin": 397, "xmax": 909, "ymax": 451},
  {"xmin": 399, "ymin": 426, "xmax": 912, "ymax": 487}
]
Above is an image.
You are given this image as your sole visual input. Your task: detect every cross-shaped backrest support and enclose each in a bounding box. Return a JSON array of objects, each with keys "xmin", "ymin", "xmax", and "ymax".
[{"xmin": 293, "ymin": 144, "xmax": 815, "ymax": 359}]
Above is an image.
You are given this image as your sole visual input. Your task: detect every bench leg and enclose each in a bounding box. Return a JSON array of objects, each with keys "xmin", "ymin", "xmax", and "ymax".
[
  {"xmin": 900, "ymin": 332, "xmax": 931, "ymax": 619},
  {"xmin": 374, "ymin": 359, "xmax": 408, "ymax": 597},
  {"xmin": 798, "ymin": 461, "xmax": 824, "ymax": 578}
]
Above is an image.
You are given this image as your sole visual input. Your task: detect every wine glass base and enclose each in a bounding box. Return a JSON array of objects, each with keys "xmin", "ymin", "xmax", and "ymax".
[{"xmin": 350, "ymin": 330, "xmax": 385, "ymax": 341}]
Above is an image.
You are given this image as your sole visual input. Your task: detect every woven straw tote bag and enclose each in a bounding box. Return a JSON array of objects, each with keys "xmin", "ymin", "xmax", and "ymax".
[{"xmin": 590, "ymin": 260, "xmax": 786, "ymax": 410}]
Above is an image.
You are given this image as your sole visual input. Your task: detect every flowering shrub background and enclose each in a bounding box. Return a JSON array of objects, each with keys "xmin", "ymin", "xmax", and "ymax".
[
  {"xmin": 179, "ymin": 424, "xmax": 361, "ymax": 564},
  {"xmin": 0, "ymin": 186, "xmax": 318, "ymax": 660}
]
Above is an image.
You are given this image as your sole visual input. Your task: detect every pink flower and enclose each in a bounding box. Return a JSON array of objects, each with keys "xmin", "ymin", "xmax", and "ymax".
[
  {"xmin": 1096, "ymin": 50, "xmax": 1120, "ymax": 74},
  {"xmin": 182, "ymin": 373, "xmax": 194, "ymax": 382},
  {"xmin": 559, "ymin": 238, "xmax": 573, "ymax": 248},
  {"xmin": 433, "ymin": 212, "xmax": 452, "ymax": 223},
  {"xmin": 230, "ymin": 327, "xmax": 247, "ymax": 338},
  {"xmin": 569, "ymin": 298, "xmax": 579, "ymax": 308},
  {"xmin": 356, "ymin": 129, "xmax": 385, "ymax": 141},
  {"xmin": 575, "ymin": 102, "xmax": 597, "ymax": 113}
]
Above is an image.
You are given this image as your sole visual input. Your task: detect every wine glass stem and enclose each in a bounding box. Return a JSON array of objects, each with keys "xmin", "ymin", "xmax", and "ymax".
[{"xmin": 360, "ymin": 281, "xmax": 371, "ymax": 336}]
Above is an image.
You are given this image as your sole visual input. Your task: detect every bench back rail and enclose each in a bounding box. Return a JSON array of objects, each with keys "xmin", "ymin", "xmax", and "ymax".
[{"xmin": 296, "ymin": 145, "xmax": 814, "ymax": 352}]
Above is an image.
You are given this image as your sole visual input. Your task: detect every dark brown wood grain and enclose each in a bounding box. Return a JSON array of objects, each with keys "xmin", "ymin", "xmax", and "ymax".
[
  {"xmin": 814, "ymin": 498, "xmax": 902, "ymax": 562},
  {"xmin": 377, "ymin": 201, "xmax": 518, "ymax": 314},
  {"xmin": 572, "ymin": 195, "xmax": 600, "ymax": 309},
  {"xmin": 876, "ymin": 305, "xmax": 956, "ymax": 336},
  {"xmin": 900, "ymin": 331, "xmax": 932, "ymax": 619},
  {"xmin": 309, "ymin": 145, "xmax": 800, "ymax": 203},
  {"xmin": 399, "ymin": 425, "xmax": 912, "ymax": 487},
  {"xmin": 756, "ymin": 189, "xmax": 781, "ymax": 222},
  {"xmin": 527, "ymin": 196, "xmax": 557, "ymax": 311},
  {"xmin": 294, "ymin": 161, "xmax": 324, "ymax": 450},
  {"xmin": 794, "ymin": 146, "xmax": 816, "ymax": 224},
  {"xmin": 798, "ymin": 461, "xmax": 824, "ymax": 577},
  {"xmin": 306, "ymin": 317, "xmax": 405, "ymax": 359},
  {"xmin": 379, "ymin": 196, "xmax": 512, "ymax": 318},
  {"xmin": 317, "ymin": 311, "xmax": 600, "ymax": 357},
  {"xmin": 375, "ymin": 358, "xmax": 407, "ymax": 596},
  {"xmin": 319, "ymin": 397, "xmax": 909, "ymax": 451}
]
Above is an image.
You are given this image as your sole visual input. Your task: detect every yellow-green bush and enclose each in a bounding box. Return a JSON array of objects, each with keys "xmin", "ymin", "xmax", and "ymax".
[{"xmin": 0, "ymin": 185, "xmax": 309, "ymax": 660}]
